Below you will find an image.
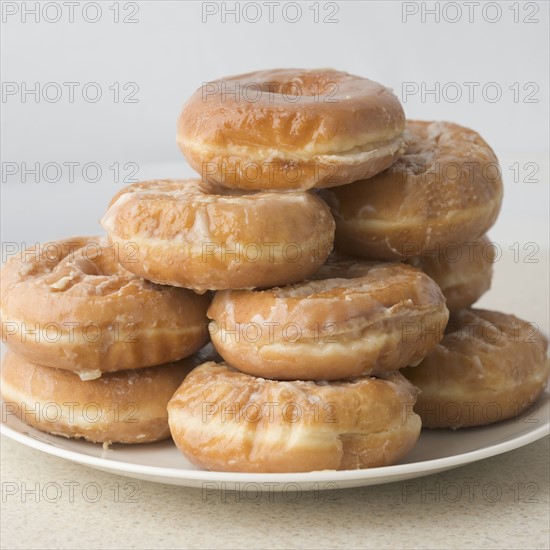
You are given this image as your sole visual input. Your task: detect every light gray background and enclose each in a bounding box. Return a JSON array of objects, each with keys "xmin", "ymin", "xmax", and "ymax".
[
  {"xmin": 1, "ymin": 0, "xmax": 549, "ymax": 250},
  {"xmin": 2, "ymin": 0, "xmax": 549, "ymax": 160}
]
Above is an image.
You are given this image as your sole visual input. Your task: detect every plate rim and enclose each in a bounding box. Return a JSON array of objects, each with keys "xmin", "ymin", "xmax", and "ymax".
[{"xmin": 2, "ymin": 418, "xmax": 548, "ymax": 485}]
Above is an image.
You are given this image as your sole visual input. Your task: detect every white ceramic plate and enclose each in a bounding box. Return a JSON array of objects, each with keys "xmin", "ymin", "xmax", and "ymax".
[
  {"xmin": 2, "ymin": 175, "xmax": 549, "ymax": 491},
  {"xmin": 2, "ymin": 390, "xmax": 548, "ymax": 491}
]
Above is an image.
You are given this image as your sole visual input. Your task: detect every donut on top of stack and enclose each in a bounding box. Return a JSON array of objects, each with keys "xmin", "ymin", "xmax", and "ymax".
[{"xmin": 177, "ymin": 68, "xmax": 408, "ymax": 191}]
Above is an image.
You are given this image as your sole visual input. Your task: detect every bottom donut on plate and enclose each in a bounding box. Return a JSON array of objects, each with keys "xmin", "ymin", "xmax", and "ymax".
[
  {"xmin": 167, "ymin": 362, "xmax": 422, "ymax": 473},
  {"xmin": 1, "ymin": 345, "xmax": 218, "ymax": 444},
  {"xmin": 402, "ymin": 309, "xmax": 549, "ymax": 428}
]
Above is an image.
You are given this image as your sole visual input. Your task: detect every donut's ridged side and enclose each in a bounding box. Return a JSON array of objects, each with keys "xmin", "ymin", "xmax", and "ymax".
[
  {"xmin": 180, "ymin": 135, "xmax": 408, "ymax": 191},
  {"xmin": 322, "ymin": 120, "xmax": 504, "ymax": 260},
  {"xmin": 0, "ymin": 352, "xmax": 201, "ymax": 443},
  {"xmin": 208, "ymin": 264, "xmax": 449, "ymax": 380},
  {"xmin": 0, "ymin": 237, "xmax": 210, "ymax": 377},
  {"xmin": 177, "ymin": 69, "xmax": 407, "ymax": 190},
  {"xmin": 101, "ymin": 180, "xmax": 335, "ymax": 290},
  {"xmin": 167, "ymin": 363, "xmax": 422, "ymax": 472}
]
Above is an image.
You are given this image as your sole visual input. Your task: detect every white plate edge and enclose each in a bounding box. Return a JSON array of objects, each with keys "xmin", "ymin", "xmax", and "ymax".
[{"xmin": 2, "ymin": 420, "xmax": 548, "ymax": 485}]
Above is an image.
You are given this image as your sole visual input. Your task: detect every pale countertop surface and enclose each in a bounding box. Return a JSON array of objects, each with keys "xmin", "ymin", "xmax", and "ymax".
[{"xmin": 1, "ymin": 434, "xmax": 548, "ymax": 550}]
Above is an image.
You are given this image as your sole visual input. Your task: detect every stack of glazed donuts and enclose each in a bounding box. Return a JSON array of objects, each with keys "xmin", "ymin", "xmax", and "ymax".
[
  {"xmin": 1, "ymin": 69, "xmax": 548, "ymax": 472},
  {"xmin": 1, "ymin": 236, "xmax": 213, "ymax": 444}
]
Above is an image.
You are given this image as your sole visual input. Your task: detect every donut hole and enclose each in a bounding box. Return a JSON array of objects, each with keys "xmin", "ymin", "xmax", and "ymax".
[{"xmin": 253, "ymin": 74, "xmax": 340, "ymax": 99}]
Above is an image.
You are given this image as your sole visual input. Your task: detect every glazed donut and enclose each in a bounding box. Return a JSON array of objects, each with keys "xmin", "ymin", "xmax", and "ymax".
[
  {"xmin": 321, "ymin": 120, "xmax": 503, "ymax": 260},
  {"xmin": 207, "ymin": 261, "xmax": 449, "ymax": 380},
  {"xmin": 402, "ymin": 309, "xmax": 549, "ymax": 428},
  {"xmin": 101, "ymin": 179, "xmax": 335, "ymax": 291},
  {"xmin": 177, "ymin": 68, "xmax": 408, "ymax": 191},
  {"xmin": 0, "ymin": 237, "xmax": 210, "ymax": 380},
  {"xmin": 0, "ymin": 345, "xmax": 218, "ymax": 444},
  {"xmin": 408, "ymin": 235, "xmax": 495, "ymax": 313},
  {"xmin": 168, "ymin": 362, "xmax": 421, "ymax": 472}
]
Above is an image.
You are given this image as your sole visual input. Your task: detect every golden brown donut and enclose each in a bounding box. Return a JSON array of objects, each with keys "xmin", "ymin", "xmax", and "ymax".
[
  {"xmin": 101, "ymin": 179, "xmax": 335, "ymax": 291},
  {"xmin": 168, "ymin": 362, "xmax": 421, "ymax": 472},
  {"xmin": 0, "ymin": 237, "xmax": 210, "ymax": 380},
  {"xmin": 321, "ymin": 120, "xmax": 503, "ymax": 260},
  {"xmin": 0, "ymin": 345, "xmax": 217, "ymax": 444},
  {"xmin": 402, "ymin": 309, "xmax": 549, "ymax": 428},
  {"xmin": 408, "ymin": 235, "xmax": 495, "ymax": 313},
  {"xmin": 177, "ymin": 68, "xmax": 408, "ymax": 191},
  {"xmin": 208, "ymin": 262, "xmax": 449, "ymax": 380}
]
